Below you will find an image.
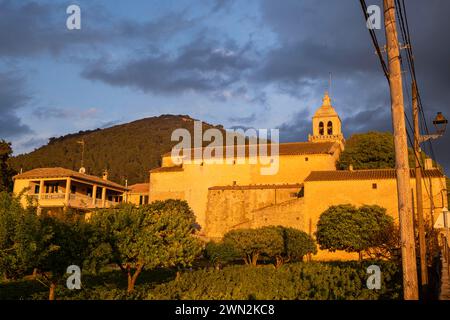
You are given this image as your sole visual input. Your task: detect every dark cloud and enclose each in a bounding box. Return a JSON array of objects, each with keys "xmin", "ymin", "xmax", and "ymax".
[
  {"xmin": 16, "ymin": 137, "xmax": 48, "ymax": 151},
  {"xmin": 228, "ymin": 113, "xmax": 257, "ymax": 124},
  {"xmin": 32, "ymin": 107, "xmax": 71, "ymax": 119},
  {"xmin": 81, "ymin": 36, "xmax": 256, "ymax": 94},
  {"xmin": 0, "ymin": 72, "xmax": 32, "ymax": 138},
  {"xmin": 278, "ymin": 109, "xmax": 311, "ymax": 143},
  {"xmin": 260, "ymin": 0, "xmax": 450, "ymax": 174},
  {"xmin": 208, "ymin": 0, "xmax": 235, "ymax": 13},
  {"xmin": 0, "ymin": 0, "xmax": 195, "ymax": 57},
  {"xmin": 32, "ymin": 107, "xmax": 98, "ymax": 120}
]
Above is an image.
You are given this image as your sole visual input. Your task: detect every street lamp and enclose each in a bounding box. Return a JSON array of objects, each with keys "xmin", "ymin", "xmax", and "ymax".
[
  {"xmin": 419, "ymin": 112, "xmax": 448, "ymax": 143},
  {"xmin": 433, "ymin": 112, "xmax": 448, "ymax": 135}
]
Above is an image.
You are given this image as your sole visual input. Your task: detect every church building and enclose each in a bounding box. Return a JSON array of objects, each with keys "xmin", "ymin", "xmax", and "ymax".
[{"xmin": 149, "ymin": 92, "xmax": 448, "ymax": 260}]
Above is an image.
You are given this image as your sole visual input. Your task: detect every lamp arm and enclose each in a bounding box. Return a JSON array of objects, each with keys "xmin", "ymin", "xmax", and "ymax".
[{"xmin": 419, "ymin": 133, "xmax": 443, "ymax": 143}]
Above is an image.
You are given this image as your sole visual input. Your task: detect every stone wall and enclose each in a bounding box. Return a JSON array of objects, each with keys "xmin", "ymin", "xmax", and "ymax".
[{"xmin": 204, "ymin": 185, "xmax": 303, "ymax": 239}]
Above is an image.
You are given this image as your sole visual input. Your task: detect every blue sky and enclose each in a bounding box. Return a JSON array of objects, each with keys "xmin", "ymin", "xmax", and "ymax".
[{"xmin": 1, "ymin": 0, "xmax": 449, "ymax": 174}]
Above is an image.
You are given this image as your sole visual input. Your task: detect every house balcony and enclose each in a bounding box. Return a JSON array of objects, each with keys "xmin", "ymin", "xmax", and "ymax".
[{"xmin": 28, "ymin": 192, "xmax": 121, "ymax": 210}]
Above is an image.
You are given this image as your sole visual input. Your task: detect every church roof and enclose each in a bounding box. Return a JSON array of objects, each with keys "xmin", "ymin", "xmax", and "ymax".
[
  {"xmin": 150, "ymin": 165, "xmax": 184, "ymax": 173},
  {"xmin": 304, "ymin": 168, "xmax": 444, "ymax": 182},
  {"xmin": 209, "ymin": 183, "xmax": 303, "ymax": 190},
  {"xmin": 162, "ymin": 141, "xmax": 339, "ymax": 159},
  {"xmin": 313, "ymin": 92, "xmax": 339, "ymax": 118},
  {"xmin": 13, "ymin": 167, "xmax": 127, "ymax": 190}
]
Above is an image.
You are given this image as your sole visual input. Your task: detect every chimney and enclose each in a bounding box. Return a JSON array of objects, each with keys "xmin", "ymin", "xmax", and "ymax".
[
  {"xmin": 79, "ymin": 167, "xmax": 86, "ymax": 174},
  {"xmin": 349, "ymin": 164, "xmax": 354, "ymax": 171},
  {"xmin": 424, "ymin": 158, "xmax": 434, "ymax": 170},
  {"xmin": 102, "ymin": 170, "xmax": 108, "ymax": 180}
]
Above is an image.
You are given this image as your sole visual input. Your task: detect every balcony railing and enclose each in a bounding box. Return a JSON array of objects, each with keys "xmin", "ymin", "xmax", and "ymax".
[{"xmin": 28, "ymin": 193, "xmax": 121, "ymax": 209}]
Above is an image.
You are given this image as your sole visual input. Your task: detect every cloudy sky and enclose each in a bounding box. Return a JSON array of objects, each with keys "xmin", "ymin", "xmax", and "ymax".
[{"xmin": 1, "ymin": 0, "xmax": 449, "ymax": 174}]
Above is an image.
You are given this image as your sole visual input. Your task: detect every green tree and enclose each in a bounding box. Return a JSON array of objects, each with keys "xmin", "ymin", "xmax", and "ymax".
[
  {"xmin": 276, "ymin": 227, "xmax": 317, "ymax": 267},
  {"xmin": 337, "ymin": 132, "xmax": 415, "ymax": 170},
  {"xmin": 316, "ymin": 204, "xmax": 396, "ymax": 260},
  {"xmin": 35, "ymin": 212, "xmax": 92, "ymax": 300},
  {"xmin": 0, "ymin": 192, "xmax": 54, "ymax": 282},
  {"xmin": 90, "ymin": 200, "xmax": 202, "ymax": 293},
  {"xmin": 223, "ymin": 227, "xmax": 284, "ymax": 266},
  {"xmin": 0, "ymin": 140, "xmax": 16, "ymax": 193}
]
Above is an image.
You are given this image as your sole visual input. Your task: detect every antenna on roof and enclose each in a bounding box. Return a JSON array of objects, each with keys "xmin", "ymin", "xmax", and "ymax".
[
  {"xmin": 76, "ymin": 139, "xmax": 85, "ymax": 173},
  {"xmin": 328, "ymin": 72, "xmax": 332, "ymax": 97}
]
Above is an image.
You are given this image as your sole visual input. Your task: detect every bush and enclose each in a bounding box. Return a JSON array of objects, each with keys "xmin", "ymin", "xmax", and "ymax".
[
  {"xmin": 147, "ymin": 261, "xmax": 402, "ymax": 300},
  {"xmin": 0, "ymin": 261, "xmax": 402, "ymax": 300},
  {"xmin": 204, "ymin": 241, "xmax": 240, "ymax": 268}
]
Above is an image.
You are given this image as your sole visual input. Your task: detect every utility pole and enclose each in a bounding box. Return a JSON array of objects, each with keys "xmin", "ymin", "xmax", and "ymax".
[
  {"xmin": 383, "ymin": 0, "xmax": 419, "ymax": 299},
  {"xmin": 412, "ymin": 81, "xmax": 428, "ymax": 289}
]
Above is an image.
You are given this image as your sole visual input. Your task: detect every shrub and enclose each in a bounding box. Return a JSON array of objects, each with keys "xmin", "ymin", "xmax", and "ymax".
[
  {"xmin": 204, "ymin": 241, "xmax": 240, "ymax": 268},
  {"xmin": 147, "ymin": 261, "xmax": 402, "ymax": 300},
  {"xmin": 222, "ymin": 227, "xmax": 284, "ymax": 266}
]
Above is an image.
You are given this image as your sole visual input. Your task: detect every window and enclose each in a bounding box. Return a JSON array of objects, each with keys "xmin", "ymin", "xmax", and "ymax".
[
  {"xmin": 46, "ymin": 183, "xmax": 59, "ymax": 193},
  {"xmin": 372, "ymin": 183, "xmax": 378, "ymax": 189},
  {"xmin": 319, "ymin": 122, "xmax": 324, "ymax": 135},
  {"xmin": 87, "ymin": 187, "xmax": 92, "ymax": 197},
  {"xmin": 139, "ymin": 195, "xmax": 149, "ymax": 205},
  {"xmin": 71, "ymin": 185, "xmax": 77, "ymax": 194},
  {"xmin": 34, "ymin": 185, "xmax": 40, "ymax": 194},
  {"xmin": 327, "ymin": 121, "xmax": 333, "ymax": 135},
  {"xmin": 305, "ymin": 157, "xmax": 309, "ymax": 162}
]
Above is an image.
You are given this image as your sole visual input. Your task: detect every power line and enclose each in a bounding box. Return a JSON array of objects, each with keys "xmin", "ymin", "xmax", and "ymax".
[
  {"xmin": 395, "ymin": 0, "xmax": 447, "ymax": 201},
  {"xmin": 359, "ymin": 0, "xmax": 389, "ymax": 80},
  {"xmin": 395, "ymin": 0, "xmax": 440, "ymax": 167},
  {"xmin": 359, "ymin": 0, "xmax": 437, "ymax": 202}
]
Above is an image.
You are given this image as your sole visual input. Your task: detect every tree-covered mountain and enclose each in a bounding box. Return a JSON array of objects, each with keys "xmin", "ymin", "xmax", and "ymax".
[{"xmin": 10, "ymin": 115, "xmax": 225, "ymax": 185}]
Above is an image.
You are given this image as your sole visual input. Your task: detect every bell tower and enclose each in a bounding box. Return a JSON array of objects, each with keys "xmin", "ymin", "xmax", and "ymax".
[{"xmin": 308, "ymin": 92, "xmax": 344, "ymax": 145}]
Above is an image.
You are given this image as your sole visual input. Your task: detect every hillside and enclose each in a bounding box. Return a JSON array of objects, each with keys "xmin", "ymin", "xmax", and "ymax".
[{"xmin": 10, "ymin": 115, "xmax": 225, "ymax": 185}]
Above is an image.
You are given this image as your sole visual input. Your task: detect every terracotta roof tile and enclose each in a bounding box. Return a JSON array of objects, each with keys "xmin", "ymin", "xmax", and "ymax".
[
  {"xmin": 209, "ymin": 183, "xmax": 303, "ymax": 191},
  {"xmin": 149, "ymin": 166, "xmax": 184, "ymax": 173},
  {"xmin": 13, "ymin": 167, "xmax": 127, "ymax": 190},
  {"xmin": 163, "ymin": 141, "xmax": 339, "ymax": 159},
  {"xmin": 128, "ymin": 183, "xmax": 149, "ymax": 193},
  {"xmin": 304, "ymin": 168, "xmax": 444, "ymax": 182}
]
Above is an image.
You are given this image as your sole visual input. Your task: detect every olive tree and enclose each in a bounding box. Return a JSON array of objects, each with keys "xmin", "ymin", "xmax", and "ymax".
[
  {"xmin": 276, "ymin": 227, "xmax": 317, "ymax": 267},
  {"xmin": 316, "ymin": 204, "xmax": 395, "ymax": 260},
  {"xmin": 89, "ymin": 200, "xmax": 202, "ymax": 293},
  {"xmin": 223, "ymin": 227, "xmax": 284, "ymax": 266}
]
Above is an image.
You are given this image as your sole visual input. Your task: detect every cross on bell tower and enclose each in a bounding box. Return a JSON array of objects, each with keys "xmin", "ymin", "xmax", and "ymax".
[{"xmin": 308, "ymin": 92, "xmax": 344, "ymax": 146}]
